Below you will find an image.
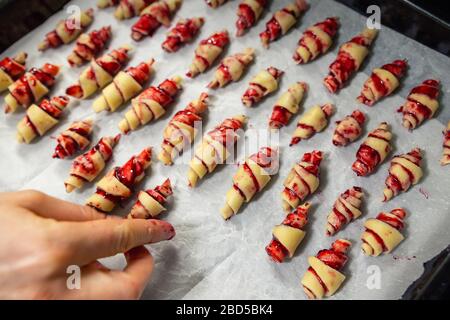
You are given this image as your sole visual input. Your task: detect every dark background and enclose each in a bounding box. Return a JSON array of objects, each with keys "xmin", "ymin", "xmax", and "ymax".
[{"xmin": 1, "ymin": 0, "xmax": 450, "ymax": 56}]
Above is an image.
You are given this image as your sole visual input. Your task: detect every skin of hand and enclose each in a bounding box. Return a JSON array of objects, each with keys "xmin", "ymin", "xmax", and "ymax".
[{"xmin": 0, "ymin": 190, "xmax": 176, "ymax": 300}]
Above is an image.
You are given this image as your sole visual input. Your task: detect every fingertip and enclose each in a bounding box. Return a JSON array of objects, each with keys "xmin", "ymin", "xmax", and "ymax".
[{"xmin": 146, "ymin": 219, "xmax": 176, "ymax": 242}]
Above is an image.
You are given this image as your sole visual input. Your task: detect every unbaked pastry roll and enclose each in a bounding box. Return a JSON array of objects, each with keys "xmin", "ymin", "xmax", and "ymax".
[
  {"xmin": 442, "ymin": 121, "xmax": 450, "ymax": 166},
  {"xmin": 98, "ymin": 0, "xmax": 119, "ymax": 8},
  {"xmin": 221, "ymin": 147, "xmax": 279, "ymax": 219},
  {"xmin": 269, "ymin": 82, "xmax": 307, "ymax": 129},
  {"xmin": 67, "ymin": 26, "xmax": 112, "ymax": 67},
  {"xmin": 293, "ymin": 17, "xmax": 339, "ymax": 64},
  {"xmin": 323, "ymin": 27, "xmax": 378, "ymax": 93},
  {"xmin": 114, "ymin": 0, "xmax": 156, "ymax": 20},
  {"xmin": 119, "ymin": 76, "xmax": 183, "ymax": 134},
  {"xmin": 235, "ymin": 0, "xmax": 268, "ymax": 37},
  {"xmin": 242, "ymin": 67, "xmax": 283, "ymax": 107},
  {"xmin": 16, "ymin": 96, "xmax": 70, "ymax": 144},
  {"xmin": 158, "ymin": 92, "xmax": 209, "ymax": 165},
  {"xmin": 4, "ymin": 63, "xmax": 60, "ymax": 113},
  {"xmin": 64, "ymin": 135, "xmax": 120, "ymax": 193},
  {"xmin": 0, "ymin": 52, "xmax": 27, "ymax": 93},
  {"xmin": 260, "ymin": 0, "xmax": 308, "ymax": 48},
  {"xmin": 187, "ymin": 115, "xmax": 247, "ymax": 187},
  {"xmin": 162, "ymin": 17, "xmax": 205, "ymax": 53},
  {"xmin": 301, "ymin": 239, "xmax": 351, "ymax": 299},
  {"xmin": 266, "ymin": 202, "xmax": 310, "ymax": 263},
  {"xmin": 326, "ymin": 187, "xmax": 364, "ymax": 236},
  {"xmin": 398, "ymin": 79, "xmax": 440, "ymax": 130},
  {"xmin": 352, "ymin": 122, "xmax": 392, "ymax": 177},
  {"xmin": 290, "ymin": 103, "xmax": 334, "ymax": 146},
  {"xmin": 66, "ymin": 46, "xmax": 131, "ymax": 99},
  {"xmin": 383, "ymin": 148, "xmax": 423, "ymax": 201},
  {"xmin": 186, "ymin": 30, "xmax": 230, "ymax": 78},
  {"xmin": 128, "ymin": 178, "xmax": 173, "ymax": 219},
  {"xmin": 38, "ymin": 8, "xmax": 94, "ymax": 51},
  {"xmin": 361, "ymin": 208, "xmax": 406, "ymax": 256},
  {"xmin": 53, "ymin": 119, "xmax": 94, "ymax": 159},
  {"xmin": 332, "ymin": 109, "xmax": 366, "ymax": 146},
  {"xmin": 131, "ymin": 0, "xmax": 182, "ymax": 41},
  {"xmin": 93, "ymin": 59, "xmax": 154, "ymax": 113},
  {"xmin": 86, "ymin": 147, "xmax": 152, "ymax": 212},
  {"xmin": 281, "ymin": 150, "xmax": 322, "ymax": 212},
  {"xmin": 207, "ymin": 48, "xmax": 255, "ymax": 89},
  {"xmin": 357, "ymin": 59, "xmax": 408, "ymax": 106},
  {"xmin": 205, "ymin": 0, "xmax": 227, "ymax": 8}
]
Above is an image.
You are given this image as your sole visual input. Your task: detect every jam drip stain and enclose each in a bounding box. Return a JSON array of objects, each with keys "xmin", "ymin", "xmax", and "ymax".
[{"xmin": 441, "ymin": 122, "xmax": 450, "ymax": 166}]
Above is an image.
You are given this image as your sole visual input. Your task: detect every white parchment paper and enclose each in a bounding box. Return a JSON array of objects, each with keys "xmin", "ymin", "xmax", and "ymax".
[{"xmin": 0, "ymin": 0, "xmax": 449, "ymax": 299}]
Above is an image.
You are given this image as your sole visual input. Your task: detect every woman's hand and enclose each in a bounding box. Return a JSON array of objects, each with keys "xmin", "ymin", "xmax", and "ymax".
[{"xmin": 0, "ymin": 190, "xmax": 175, "ymax": 299}]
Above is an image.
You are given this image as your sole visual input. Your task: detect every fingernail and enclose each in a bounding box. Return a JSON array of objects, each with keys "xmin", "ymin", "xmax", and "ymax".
[
  {"xmin": 160, "ymin": 221, "xmax": 175, "ymax": 240},
  {"xmin": 166, "ymin": 225, "xmax": 176, "ymax": 240},
  {"xmin": 147, "ymin": 220, "xmax": 176, "ymax": 241}
]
